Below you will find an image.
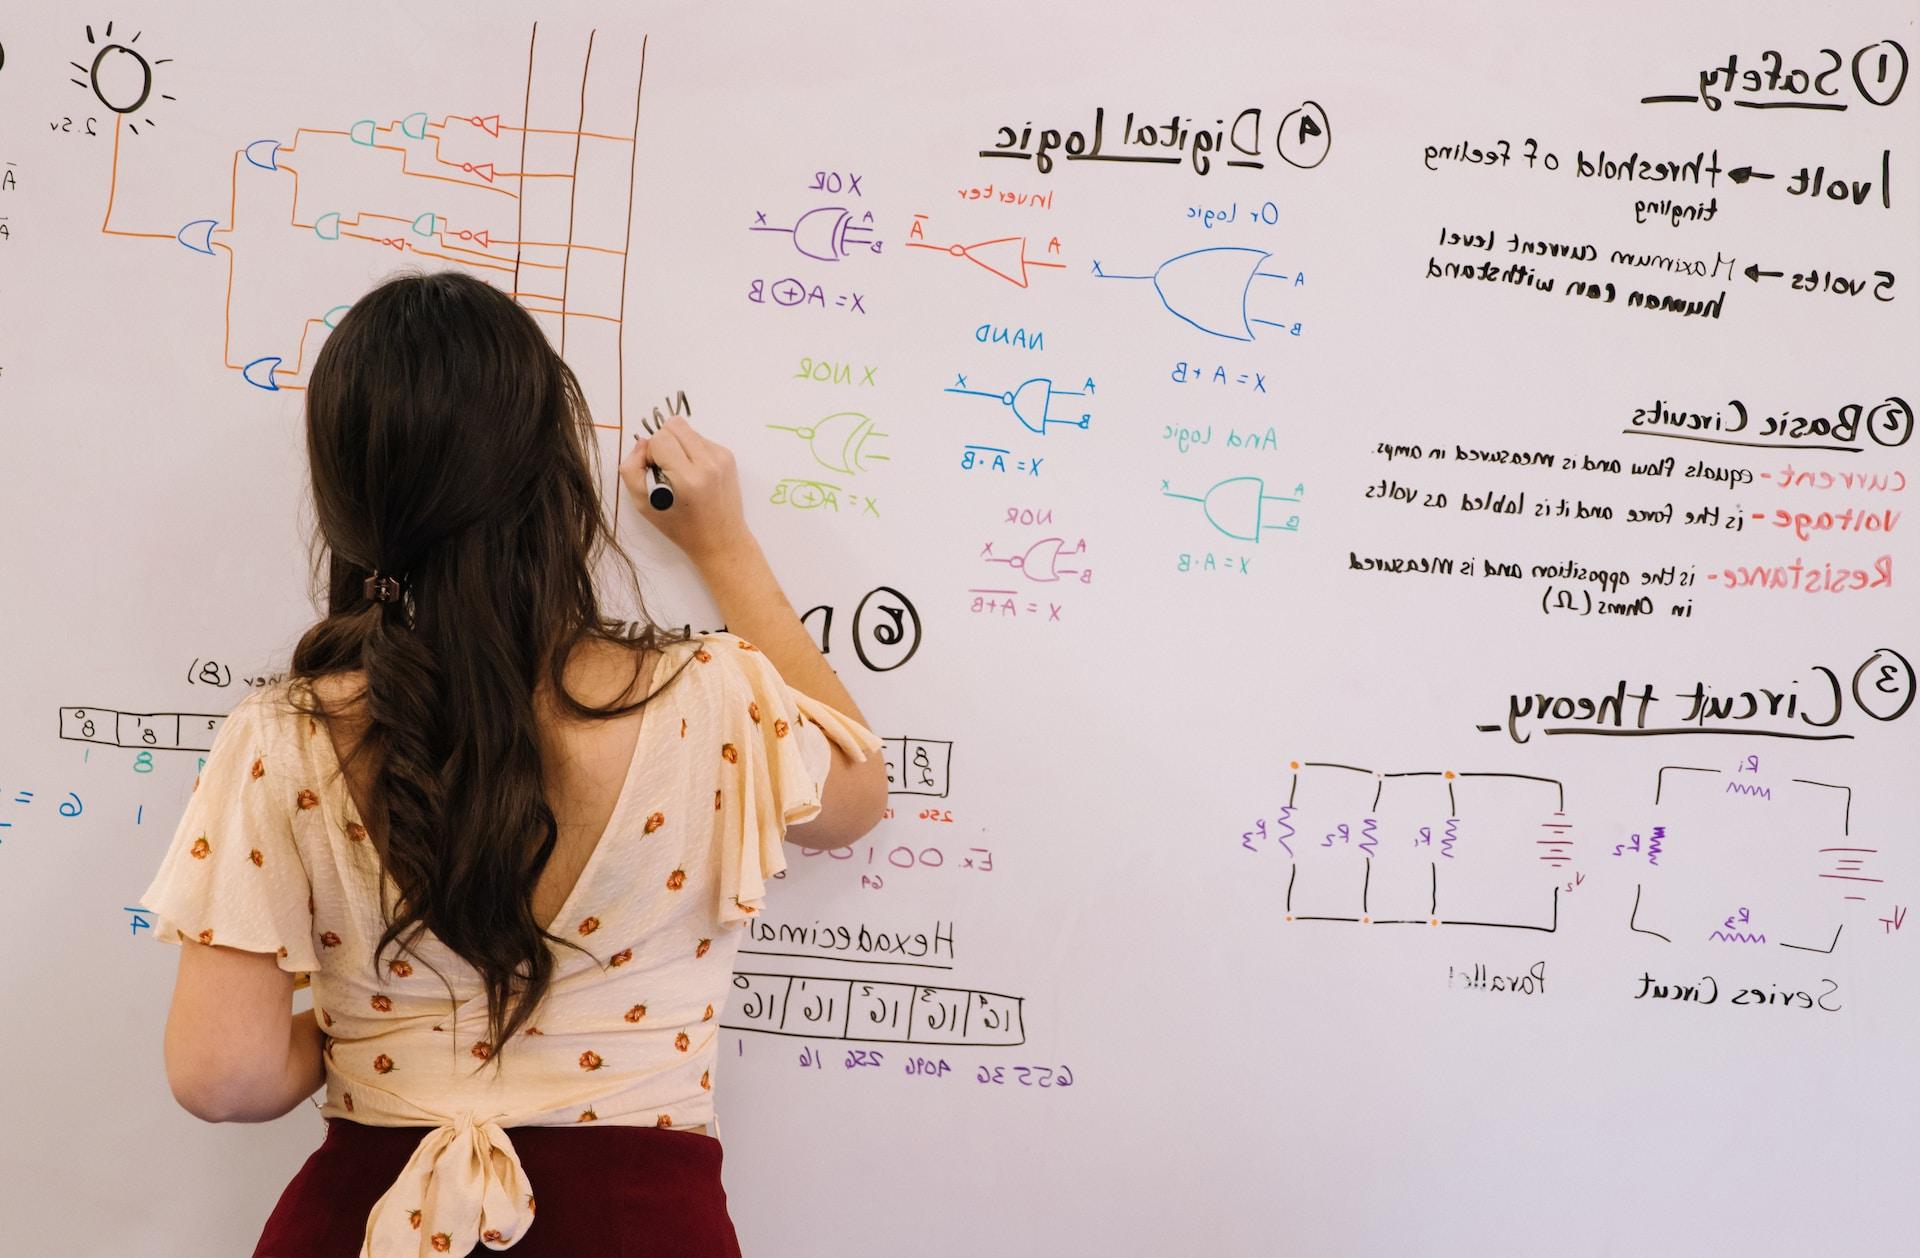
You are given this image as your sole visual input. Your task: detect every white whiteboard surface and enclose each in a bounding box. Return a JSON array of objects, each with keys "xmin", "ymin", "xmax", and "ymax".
[{"xmin": 1, "ymin": 2, "xmax": 1916, "ymax": 1254}]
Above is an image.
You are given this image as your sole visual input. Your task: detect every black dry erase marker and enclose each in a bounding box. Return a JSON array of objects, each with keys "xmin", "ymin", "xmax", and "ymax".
[
  {"xmin": 638, "ymin": 390, "xmax": 693, "ymax": 511},
  {"xmin": 643, "ymin": 445, "xmax": 674, "ymax": 510}
]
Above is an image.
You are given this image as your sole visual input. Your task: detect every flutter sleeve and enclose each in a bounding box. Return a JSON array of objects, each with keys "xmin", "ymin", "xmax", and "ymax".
[
  {"xmin": 138, "ymin": 691, "xmax": 320, "ymax": 972},
  {"xmin": 707, "ymin": 634, "xmax": 884, "ymax": 924}
]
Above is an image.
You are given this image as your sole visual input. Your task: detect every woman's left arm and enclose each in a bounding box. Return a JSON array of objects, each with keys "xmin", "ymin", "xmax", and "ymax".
[{"xmin": 164, "ymin": 943, "xmax": 324, "ymax": 1122}]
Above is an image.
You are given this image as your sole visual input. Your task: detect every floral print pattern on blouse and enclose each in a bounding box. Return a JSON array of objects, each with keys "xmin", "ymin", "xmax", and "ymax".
[{"xmin": 139, "ymin": 633, "xmax": 882, "ymax": 1258}]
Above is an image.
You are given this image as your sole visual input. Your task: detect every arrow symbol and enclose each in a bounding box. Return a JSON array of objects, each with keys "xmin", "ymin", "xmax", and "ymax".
[
  {"xmin": 1727, "ymin": 165, "xmax": 1775, "ymax": 184},
  {"xmin": 1744, "ymin": 264, "xmax": 1784, "ymax": 282}
]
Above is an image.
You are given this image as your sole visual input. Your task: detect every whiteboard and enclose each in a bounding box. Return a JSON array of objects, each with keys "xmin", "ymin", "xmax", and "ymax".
[{"xmin": 1, "ymin": 2, "xmax": 1916, "ymax": 1254}]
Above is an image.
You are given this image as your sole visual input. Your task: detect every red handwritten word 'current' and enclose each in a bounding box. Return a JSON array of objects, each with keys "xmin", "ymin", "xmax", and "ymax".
[{"xmin": 1710, "ymin": 555, "xmax": 1892, "ymax": 593}]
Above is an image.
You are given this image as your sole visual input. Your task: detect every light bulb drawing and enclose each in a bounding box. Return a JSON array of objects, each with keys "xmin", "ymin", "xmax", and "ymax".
[{"xmin": 71, "ymin": 20, "xmax": 176, "ymax": 135}]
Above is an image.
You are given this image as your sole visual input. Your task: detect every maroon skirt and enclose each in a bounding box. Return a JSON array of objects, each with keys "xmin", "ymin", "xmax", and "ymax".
[{"xmin": 254, "ymin": 1118, "xmax": 742, "ymax": 1257}]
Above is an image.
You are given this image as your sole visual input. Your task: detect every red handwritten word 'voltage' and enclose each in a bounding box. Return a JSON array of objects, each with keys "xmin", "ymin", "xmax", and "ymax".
[{"xmin": 1709, "ymin": 555, "xmax": 1893, "ymax": 593}]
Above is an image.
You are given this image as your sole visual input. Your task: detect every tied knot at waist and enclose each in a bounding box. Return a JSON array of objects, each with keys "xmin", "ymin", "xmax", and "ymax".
[{"xmin": 361, "ymin": 1111, "xmax": 535, "ymax": 1257}]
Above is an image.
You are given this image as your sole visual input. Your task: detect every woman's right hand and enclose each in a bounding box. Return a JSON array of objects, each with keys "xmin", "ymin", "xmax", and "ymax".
[
  {"xmin": 624, "ymin": 418, "xmax": 886, "ymax": 849},
  {"xmin": 620, "ymin": 415, "xmax": 755, "ymax": 567}
]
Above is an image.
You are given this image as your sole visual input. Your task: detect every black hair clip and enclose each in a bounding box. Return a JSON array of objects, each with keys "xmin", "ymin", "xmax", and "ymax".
[{"xmin": 364, "ymin": 574, "xmax": 404, "ymax": 603}]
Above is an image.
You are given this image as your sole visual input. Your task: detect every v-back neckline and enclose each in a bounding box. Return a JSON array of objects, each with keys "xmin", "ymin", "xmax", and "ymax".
[
  {"xmin": 301, "ymin": 647, "xmax": 670, "ymax": 934},
  {"xmin": 537, "ymin": 648, "xmax": 667, "ymax": 932}
]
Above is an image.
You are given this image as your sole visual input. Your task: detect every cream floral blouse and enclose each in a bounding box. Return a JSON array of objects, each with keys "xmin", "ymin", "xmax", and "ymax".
[{"xmin": 140, "ymin": 633, "xmax": 882, "ymax": 1258}]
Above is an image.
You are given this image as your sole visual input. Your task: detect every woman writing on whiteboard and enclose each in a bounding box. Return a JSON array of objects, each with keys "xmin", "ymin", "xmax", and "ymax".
[{"xmin": 138, "ymin": 271, "xmax": 887, "ymax": 1257}]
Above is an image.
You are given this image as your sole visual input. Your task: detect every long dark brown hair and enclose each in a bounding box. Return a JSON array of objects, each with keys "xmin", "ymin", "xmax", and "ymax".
[{"xmin": 287, "ymin": 270, "xmax": 679, "ymax": 1060}]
